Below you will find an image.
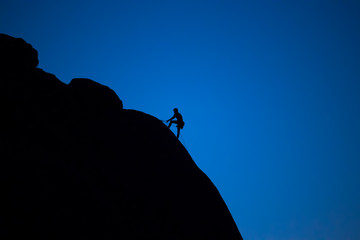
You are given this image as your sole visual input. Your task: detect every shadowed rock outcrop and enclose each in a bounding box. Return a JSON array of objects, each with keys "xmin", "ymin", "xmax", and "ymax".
[
  {"xmin": 0, "ymin": 33, "xmax": 39, "ymax": 74},
  {"xmin": 0, "ymin": 33, "xmax": 243, "ymax": 240}
]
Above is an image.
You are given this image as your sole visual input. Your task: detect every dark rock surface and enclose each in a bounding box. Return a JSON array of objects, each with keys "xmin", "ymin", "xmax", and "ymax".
[
  {"xmin": 0, "ymin": 33, "xmax": 39, "ymax": 75},
  {"xmin": 0, "ymin": 33, "xmax": 243, "ymax": 239}
]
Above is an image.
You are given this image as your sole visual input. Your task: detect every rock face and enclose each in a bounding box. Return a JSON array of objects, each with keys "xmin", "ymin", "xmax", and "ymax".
[
  {"xmin": 0, "ymin": 34, "xmax": 243, "ymax": 240},
  {"xmin": 0, "ymin": 33, "xmax": 39, "ymax": 74}
]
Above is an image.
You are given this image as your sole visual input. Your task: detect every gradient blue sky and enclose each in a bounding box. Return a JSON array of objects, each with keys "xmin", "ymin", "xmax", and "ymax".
[{"xmin": 2, "ymin": 1, "xmax": 360, "ymax": 239}]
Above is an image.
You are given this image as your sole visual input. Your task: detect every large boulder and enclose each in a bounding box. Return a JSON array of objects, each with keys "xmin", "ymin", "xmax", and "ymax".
[
  {"xmin": 0, "ymin": 33, "xmax": 39, "ymax": 75},
  {"xmin": 69, "ymin": 78, "xmax": 123, "ymax": 114},
  {"xmin": 0, "ymin": 33, "xmax": 243, "ymax": 240}
]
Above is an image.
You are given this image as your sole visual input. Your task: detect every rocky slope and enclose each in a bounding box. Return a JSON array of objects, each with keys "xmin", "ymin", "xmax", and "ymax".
[{"xmin": 0, "ymin": 33, "xmax": 243, "ymax": 240}]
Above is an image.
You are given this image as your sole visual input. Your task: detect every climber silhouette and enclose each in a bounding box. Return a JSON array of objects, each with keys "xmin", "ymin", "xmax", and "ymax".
[{"xmin": 167, "ymin": 108, "xmax": 185, "ymax": 138}]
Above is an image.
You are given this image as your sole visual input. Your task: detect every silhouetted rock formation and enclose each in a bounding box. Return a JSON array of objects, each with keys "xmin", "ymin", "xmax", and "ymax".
[
  {"xmin": 0, "ymin": 33, "xmax": 243, "ymax": 240},
  {"xmin": 0, "ymin": 33, "xmax": 39, "ymax": 74}
]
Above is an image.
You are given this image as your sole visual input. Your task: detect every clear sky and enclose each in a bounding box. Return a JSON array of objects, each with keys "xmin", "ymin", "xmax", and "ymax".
[{"xmin": 1, "ymin": 0, "xmax": 360, "ymax": 239}]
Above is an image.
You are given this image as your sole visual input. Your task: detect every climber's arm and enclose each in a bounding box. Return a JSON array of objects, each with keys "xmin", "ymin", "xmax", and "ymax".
[{"xmin": 167, "ymin": 114, "xmax": 175, "ymax": 122}]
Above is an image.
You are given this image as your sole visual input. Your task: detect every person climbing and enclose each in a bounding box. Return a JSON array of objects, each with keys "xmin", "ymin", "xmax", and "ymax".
[{"xmin": 167, "ymin": 108, "xmax": 185, "ymax": 139}]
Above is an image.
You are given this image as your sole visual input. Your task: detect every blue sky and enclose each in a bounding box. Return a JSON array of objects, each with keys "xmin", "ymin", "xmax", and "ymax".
[{"xmin": 1, "ymin": 1, "xmax": 360, "ymax": 239}]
